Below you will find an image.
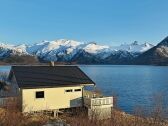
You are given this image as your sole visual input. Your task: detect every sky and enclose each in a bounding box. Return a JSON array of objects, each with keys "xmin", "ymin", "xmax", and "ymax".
[{"xmin": 0, "ymin": 0, "xmax": 168, "ymax": 45}]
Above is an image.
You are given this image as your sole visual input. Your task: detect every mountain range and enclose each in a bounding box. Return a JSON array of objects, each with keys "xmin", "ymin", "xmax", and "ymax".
[{"xmin": 0, "ymin": 36, "xmax": 168, "ymax": 65}]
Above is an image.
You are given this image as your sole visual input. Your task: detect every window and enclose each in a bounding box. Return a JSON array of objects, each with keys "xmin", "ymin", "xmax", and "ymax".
[
  {"xmin": 65, "ymin": 89, "xmax": 73, "ymax": 92},
  {"xmin": 36, "ymin": 91, "xmax": 44, "ymax": 98},
  {"xmin": 74, "ymin": 89, "xmax": 81, "ymax": 92}
]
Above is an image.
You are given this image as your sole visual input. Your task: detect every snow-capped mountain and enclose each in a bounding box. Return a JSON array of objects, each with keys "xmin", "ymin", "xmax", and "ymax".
[
  {"xmin": 26, "ymin": 39, "xmax": 82, "ymax": 61},
  {"xmin": 112, "ymin": 41, "xmax": 153, "ymax": 53},
  {"xmin": 136, "ymin": 36, "xmax": 168, "ymax": 65},
  {"xmin": 0, "ymin": 43, "xmax": 28, "ymax": 59},
  {"xmin": 0, "ymin": 39, "xmax": 154, "ymax": 64},
  {"xmin": 27, "ymin": 39, "xmax": 153, "ymax": 61}
]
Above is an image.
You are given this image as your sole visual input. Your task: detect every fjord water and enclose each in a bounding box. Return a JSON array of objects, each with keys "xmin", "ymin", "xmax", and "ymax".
[
  {"xmin": 1, "ymin": 65, "xmax": 168, "ymax": 113},
  {"xmin": 80, "ymin": 65, "xmax": 168, "ymax": 113}
]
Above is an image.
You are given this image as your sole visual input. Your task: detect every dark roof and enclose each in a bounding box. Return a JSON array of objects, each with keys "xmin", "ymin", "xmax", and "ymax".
[{"xmin": 9, "ymin": 66, "xmax": 95, "ymax": 88}]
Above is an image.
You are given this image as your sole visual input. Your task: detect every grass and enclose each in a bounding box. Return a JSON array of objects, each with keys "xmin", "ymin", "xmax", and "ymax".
[{"xmin": 0, "ymin": 97, "xmax": 168, "ymax": 126}]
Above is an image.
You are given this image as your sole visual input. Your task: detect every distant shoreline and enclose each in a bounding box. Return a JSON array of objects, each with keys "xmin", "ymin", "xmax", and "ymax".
[{"xmin": 0, "ymin": 63, "xmax": 168, "ymax": 66}]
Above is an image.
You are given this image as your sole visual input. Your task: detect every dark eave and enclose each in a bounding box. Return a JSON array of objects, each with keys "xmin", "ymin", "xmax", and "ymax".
[{"xmin": 10, "ymin": 65, "xmax": 95, "ymax": 88}]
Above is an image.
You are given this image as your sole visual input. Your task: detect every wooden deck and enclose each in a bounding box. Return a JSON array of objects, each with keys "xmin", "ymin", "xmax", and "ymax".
[
  {"xmin": 83, "ymin": 90, "xmax": 113, "ymax": 109},
  {"xmin": 84, "ymin": 96, "xmax": 113, "ymax": 108},
  {"xmin": 83, "ymin": 90, "xmax": 113, "ymax": 119}
]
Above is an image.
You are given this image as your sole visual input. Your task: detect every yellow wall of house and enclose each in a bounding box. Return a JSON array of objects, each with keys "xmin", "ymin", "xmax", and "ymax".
[{"xmin": 21, "ymin": 86, "xmax": 83, "ymax": 112}]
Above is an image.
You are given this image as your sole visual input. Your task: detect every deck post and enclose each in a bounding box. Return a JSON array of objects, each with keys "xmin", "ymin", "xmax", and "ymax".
[{"xmin": 53, "ymin": 110, "xmax": 58, "ymax": 118}]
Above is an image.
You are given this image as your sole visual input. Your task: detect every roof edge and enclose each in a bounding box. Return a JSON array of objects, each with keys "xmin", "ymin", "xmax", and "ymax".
[{"xmin": 19, "ymin": 83, "xmax": 95, "ymax": 89}]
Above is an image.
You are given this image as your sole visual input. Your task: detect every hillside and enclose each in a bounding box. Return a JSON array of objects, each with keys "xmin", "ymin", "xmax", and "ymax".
[{"xmin": 135, "ymin": 36, "xmax": 168, "ymax": 65}]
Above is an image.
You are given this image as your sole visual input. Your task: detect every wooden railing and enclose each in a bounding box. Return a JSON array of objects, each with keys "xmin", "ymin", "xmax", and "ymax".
[{"xmin": 84, "ymin": 96, "xmax": 113, "ymax": 108}]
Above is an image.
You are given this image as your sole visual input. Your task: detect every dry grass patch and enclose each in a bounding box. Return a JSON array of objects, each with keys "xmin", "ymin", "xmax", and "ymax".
[{"xmin": 0, "ymin": 107, "xmax": 48, "ymax": 126}]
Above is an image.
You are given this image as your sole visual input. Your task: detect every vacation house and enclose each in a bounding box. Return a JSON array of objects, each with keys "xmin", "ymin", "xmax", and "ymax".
[
  {"xmin": 1, "ymin": 64, "xmax": 113, "ymax": 118},
  {"xmin": 7, "ymin": 65, "xmax": 96, "ymax": 112}
]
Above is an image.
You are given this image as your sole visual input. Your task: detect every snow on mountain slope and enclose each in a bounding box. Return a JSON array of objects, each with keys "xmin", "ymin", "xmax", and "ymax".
[
  {"xmin": 27, "ymin": 39, "xmax": 81, "ymax": 54},
  {"xmin": 0, "ymin": 39, "xmax": 154, "ymax": 61},
  {"xmin": 27, "ymin": 39, "xmax": 83, "ymax": 61},
  {"xmin": 83, "ymin": 42, "xmax": 110, "ymax": 54},
  {"xmin": 26, "ymin": 40, "xmax": 154, "ymax": 61},
  {"xmin": 14, "ymin": 44, "xmax": 28, "ymax": 54},
  {"xmin": 82, "ymin": 42, "xmax": 113, "ymax": 59},
  {"xmin": 111, "ymin": 41, "xmax": 154, "ymax": 53},
  {"xmin": 0, "ymin": 42, "xmax": 28, "ymax": 58}
]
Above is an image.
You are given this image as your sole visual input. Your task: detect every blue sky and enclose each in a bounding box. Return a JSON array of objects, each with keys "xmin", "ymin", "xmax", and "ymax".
[{"xmin": 0, "ymin": 0, "xmax": 168, "ymax": 45}]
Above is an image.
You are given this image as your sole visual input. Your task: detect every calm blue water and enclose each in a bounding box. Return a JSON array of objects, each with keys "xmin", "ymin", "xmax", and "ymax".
[
  {"xmin": 1, "ymin": 65, "xmax": 168, "ymax": 113},
  {"xmin": 80, "ymin": 65, "xmax": 168, "ymax": 113}
]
